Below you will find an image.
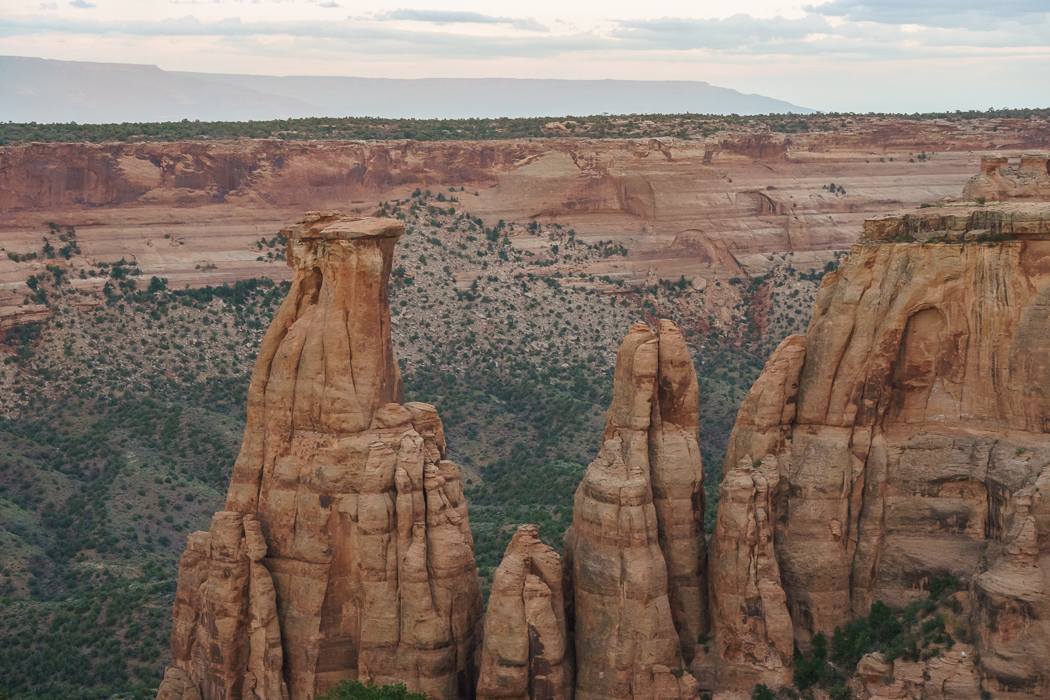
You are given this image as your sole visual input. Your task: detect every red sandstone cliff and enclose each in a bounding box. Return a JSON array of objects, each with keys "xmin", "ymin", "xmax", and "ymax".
[{"xmin": 4, "ymin": 134, "xmax": 1048, "ymax": 327}]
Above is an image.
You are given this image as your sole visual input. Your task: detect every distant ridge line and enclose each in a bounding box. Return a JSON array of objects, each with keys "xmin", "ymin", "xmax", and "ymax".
[{"xmin": 0, "ymin": 55, "xmax": 813, "ymax": 124}]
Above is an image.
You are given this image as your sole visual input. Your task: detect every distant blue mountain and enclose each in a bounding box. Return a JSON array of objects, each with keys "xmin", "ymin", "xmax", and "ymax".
[{"xmin": 1, "ymin": 55, "xmax": 813, "ymax": 124}]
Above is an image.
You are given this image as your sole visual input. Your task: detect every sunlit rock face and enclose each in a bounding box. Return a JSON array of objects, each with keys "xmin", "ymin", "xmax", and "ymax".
[
  {"xmin": 476, "ymin": 524, "xmax": 572, "ymax": 700},
  {"xmin": 563, "ymin": 320, "xmax": 707, "ymax": 700}
]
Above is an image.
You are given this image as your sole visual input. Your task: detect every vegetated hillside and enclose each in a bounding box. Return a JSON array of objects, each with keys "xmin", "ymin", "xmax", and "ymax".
[
  {"xmin": 1, "ymin": 108, "xmax": 1047, "ymax": 145},
  {"xmin": 0, "ymin": 193, "xmax": 833, "ymax": 699}
]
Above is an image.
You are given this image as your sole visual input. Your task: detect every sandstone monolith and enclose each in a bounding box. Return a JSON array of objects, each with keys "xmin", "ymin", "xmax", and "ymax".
[
  {"xmin": 476, "ymin": 525, "xmax": 572, "ymax": 700},
  {"xmin": 696, "ymin": 456, "xmax": 792, "ymax": 689},
  {"xmin": 161, "ymin": 214, "xmax": 483, "ymax": 700},
  {"xmin": 716, "ymin": 204, "xmax": 1050, "ymax": 695}
]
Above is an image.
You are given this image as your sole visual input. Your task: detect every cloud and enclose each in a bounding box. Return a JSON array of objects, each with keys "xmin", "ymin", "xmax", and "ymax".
[
  {"xmin": 376, "ymin": 9, "xmax": 548, "ymax": 32},
  {"xmin": 0, "ymin": 15, "xmax": 591, "ymax": 58},
  {"xmin": 68, "ymin": 0, "xmax": 96, "ymax": 7},
  {"xmin": 613, "ymin": 14, "xmax": 833, "ymax": 52},
  {"xmin": 805, "ymin": 0, "xmax": 1050, "ymax": 30},
  {"xmin": 39, "ymin": 2, "xmax": 58, "ymax": 8},
  {"xmin": 1, "ymin": 11, "xmax": 1046, "ymax": 65}
]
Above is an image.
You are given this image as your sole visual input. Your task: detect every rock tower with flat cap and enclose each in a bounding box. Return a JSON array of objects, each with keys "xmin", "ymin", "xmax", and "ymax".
[{"xmin": 157, "ymin": 213, "xmax": 483, "ymax": 700}]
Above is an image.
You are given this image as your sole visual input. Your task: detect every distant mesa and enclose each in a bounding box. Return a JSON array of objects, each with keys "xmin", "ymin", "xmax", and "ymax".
[{"xmin": 0, "ymin": 55, "xmax": 813, "ymax": 124}]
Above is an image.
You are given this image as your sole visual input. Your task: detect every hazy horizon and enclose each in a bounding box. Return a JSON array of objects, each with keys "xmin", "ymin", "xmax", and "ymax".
[
  {"xmin": 1, "ymin": 1, "xmax": 1048, "ymax": 114},
  {"xmin": 1, "ymin": 56, "xmax": 820, "ymax": 124}
]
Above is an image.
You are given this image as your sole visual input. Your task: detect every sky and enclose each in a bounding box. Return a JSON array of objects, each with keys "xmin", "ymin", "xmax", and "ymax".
[{"xmin": 1, "ymin": 0, "xmax": 1048, "ymax": 113}]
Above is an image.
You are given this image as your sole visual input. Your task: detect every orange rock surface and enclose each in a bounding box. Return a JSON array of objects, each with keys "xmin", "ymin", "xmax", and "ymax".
[
  {"xmin": 563, "ymin": 320, "xmax": 705, "ymax": 700},
  {"xmin": 476, "ymin": 525, "xmax": 572, "ymax": 700},
  {"xmin": 697, "ymin": 455, "xmax": 792, "ymax": 690},
  {"xmin": 161, "ymin": 214, "xmax": 483, "ymax": 700},
  {"xmin": 718, "ymin": 203, "xmax": 1050, "ymax": 695}
]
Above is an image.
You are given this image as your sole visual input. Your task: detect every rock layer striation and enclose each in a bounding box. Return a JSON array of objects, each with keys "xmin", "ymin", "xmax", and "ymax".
[{"xmin": 159, "ymin": 213, "xmax": 483, "ymax": 700}]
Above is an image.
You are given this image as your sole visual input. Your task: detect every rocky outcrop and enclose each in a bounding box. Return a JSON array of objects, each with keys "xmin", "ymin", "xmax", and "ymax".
[
  {"xmin": 162, "ymin": 213, "xmax": 483, "ymax": 700},
  {"xmin": 972, "ymin": 465, "xmax": 1050, "ymax": 695},
  {"xmin": 718, "ymin": 204, "xmax": 1050, "ymax": 694},
  {"xmin": 861, "ymin": 202, "xmax": 1050, "ymax": 243},
  {"xmin": 168, "ymin": 512, "xmax": 285, "ymax": 700},
  {"xmin": 476, "ymin": 525, "xmax": 571, "ymax": 700},
  {"xmin": 962, "ymin": 153, "xmax": 1050, "ymax": 202},
  {"xmin": 563, "ymin": 320, "xmax": 705, "ymax": 700}
]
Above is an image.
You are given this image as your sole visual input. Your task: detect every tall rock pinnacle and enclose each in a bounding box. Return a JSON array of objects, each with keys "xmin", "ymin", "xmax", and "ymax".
[
  {"xmin": 159, "ymin": 214, "xmax": 483, "ymax": 700},
  {"xmin": 563, "ymin": 320, "xmax": 707, "ymax": 700}
]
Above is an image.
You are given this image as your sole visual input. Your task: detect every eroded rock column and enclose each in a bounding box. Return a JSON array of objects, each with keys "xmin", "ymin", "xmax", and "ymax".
[
  {"xmin": 160, "ymin": 214, "xmax": 483, "ymax": 700},
  {"xmin": 563, "ymin": 321, "xmax": 705, "ymax": 700}
]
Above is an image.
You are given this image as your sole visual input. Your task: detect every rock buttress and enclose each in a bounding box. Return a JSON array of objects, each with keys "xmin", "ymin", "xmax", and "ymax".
[
  {"xmin": 161, "ymin": 214, "xmax": 483, "ymax": 700},
  {"xmin": 717, "ymin": 222, "xmax": 1050, "ymax": 694},
  {"xmin": 562, "ymin": 320, "xmax": 706, "ymax": 700}
]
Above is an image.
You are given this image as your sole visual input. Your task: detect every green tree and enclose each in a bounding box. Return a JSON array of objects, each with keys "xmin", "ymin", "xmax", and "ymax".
[
  {"xmin": 318, "ymin": 680, "xmax": 430, "ymax": 700},
  {"xmin": 751, "ymin": 684, "xmax": 775, "ymax": 700}
]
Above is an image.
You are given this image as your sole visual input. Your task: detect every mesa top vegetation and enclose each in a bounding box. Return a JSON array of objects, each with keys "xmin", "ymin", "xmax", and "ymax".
[{"xmin": 1, "ymin": 108, "xmax": 1047, "ymax": 145}]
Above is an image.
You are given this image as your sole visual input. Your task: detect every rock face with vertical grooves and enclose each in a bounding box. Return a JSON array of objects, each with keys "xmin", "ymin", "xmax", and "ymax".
[
  {"xmin": 158, "ymin": 213, "xmax": 483, "ymax": 700},
  {"xmin": 476, "ymin": 525, "xmax": 571, "ymax": 700},
  {"xmin": 696, "ymin": 455, "xmax": 792, "ymax": 690},
  {"xmin": 717, "ymin": 213, "xmax": 1050, "ymax": 695},
  {"xmin": 562, "ymin": 320, "xmax": 706, "ymax": 700}
]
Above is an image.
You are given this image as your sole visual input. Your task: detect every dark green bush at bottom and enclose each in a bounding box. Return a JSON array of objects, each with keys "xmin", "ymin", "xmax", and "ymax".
[{"xmin": 318, "ymin": 680, "xmax": 430, "ymax": 700}]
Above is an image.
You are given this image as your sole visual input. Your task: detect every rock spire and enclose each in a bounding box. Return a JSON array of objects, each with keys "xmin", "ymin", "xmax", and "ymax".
[
  {"xmin": 562, "ymin": 320, "xmax": 707, "ymax": 700},
  {"xmin": 158, "ymin": 213, "xmax": 483, "ymax": 700}
]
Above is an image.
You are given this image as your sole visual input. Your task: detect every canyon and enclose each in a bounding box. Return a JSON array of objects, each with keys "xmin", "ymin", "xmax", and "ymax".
[
  {"xmin": 156, "ymin": 156, "xmax": 1050, "ymax": 700},
  {"xmin": 2, "ymin": 123, "xmax": 1050, "ymax": 700},
  {"xmin": 3, "ymin": 119, "xmax": 1050, "ymax": 332}
]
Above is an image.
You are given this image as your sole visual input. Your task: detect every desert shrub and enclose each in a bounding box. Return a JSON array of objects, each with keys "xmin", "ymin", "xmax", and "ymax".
[
  {"xmin": 318, "ymin": 680, "xmax": 429, "ymax": 700},
  {"xmin": 751, "ymin": 684, "xmax": 775, "ymax": 700}
]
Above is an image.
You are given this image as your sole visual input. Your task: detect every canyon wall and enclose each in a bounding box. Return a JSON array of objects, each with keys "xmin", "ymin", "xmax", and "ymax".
[
  {"xmin": 713, "ymin": 203, "xmax": 1050, "ymax": 697},
  {"xmin": 158, "ymin": 213, "xmax": 483, "ymax": 700},
  {"xmin": 5, "ymin": 128, "xmax": 1048, "ymax": 324}
]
